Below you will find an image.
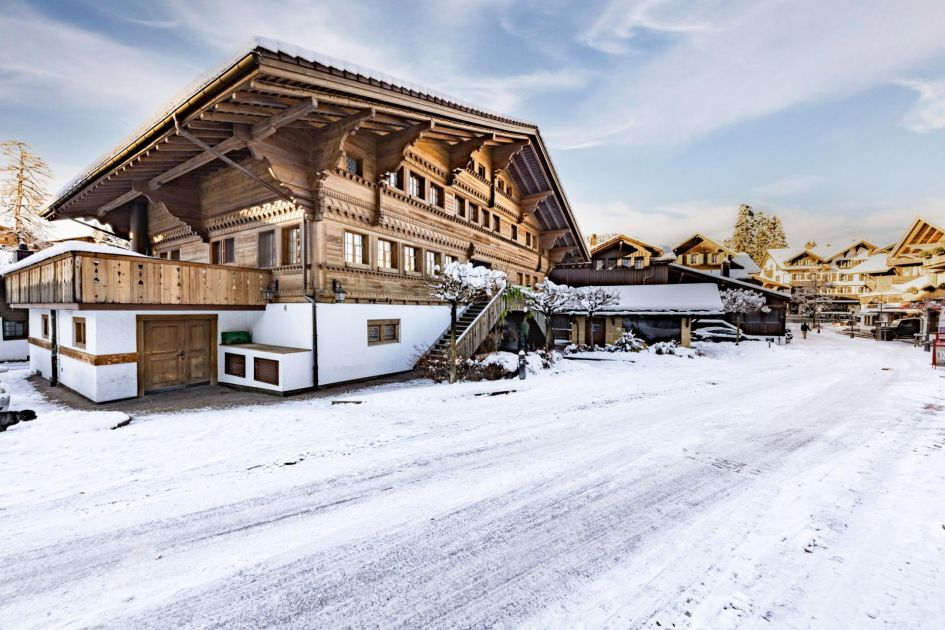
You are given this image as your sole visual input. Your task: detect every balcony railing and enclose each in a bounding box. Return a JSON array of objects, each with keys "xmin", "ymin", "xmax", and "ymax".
[{"xmin": 4, "ymin": 251, "xmax": 272, "ymax": 308}]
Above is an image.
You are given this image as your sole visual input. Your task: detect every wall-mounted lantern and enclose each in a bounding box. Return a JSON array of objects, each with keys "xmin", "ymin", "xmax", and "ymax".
[{"xmin": 332, "ymin": 279, "xmax": 347, "ymax": 303}]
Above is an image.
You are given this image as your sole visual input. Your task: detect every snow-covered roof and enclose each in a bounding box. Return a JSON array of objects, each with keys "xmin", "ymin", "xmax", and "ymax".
[
  {"xmin": 570, "ymin": 283, "xmax": 724, "ymax": 315},
  {"xmin": 731, "ymin": 253, "xmax": 761, "ymax": 274},
  {"xmin": 46, "ymin": 220, "xmax": 112, "ymax": 242},
  {"xmin": 55, "ymin": 37, "xmax": 526, "ymax": 202},
  {"xmin": 849, "ymin": 253, "xmax": 891, "ymax": 274},
  {"xmin": 0, "ymin": 241, "xmax": 143, "ymax": 276}
]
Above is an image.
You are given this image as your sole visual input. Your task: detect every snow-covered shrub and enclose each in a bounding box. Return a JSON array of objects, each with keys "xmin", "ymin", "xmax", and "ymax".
[
  {"xmin": 607, "ymin": 331, "xmax": 647, "ymax": 353},
  {"xmin": 533, "ymin": 348, "xmax": 561, "ymax": 369},
  {"xmin": 650, "ymin": 340, "xmax": 678, "ymax": 355}
]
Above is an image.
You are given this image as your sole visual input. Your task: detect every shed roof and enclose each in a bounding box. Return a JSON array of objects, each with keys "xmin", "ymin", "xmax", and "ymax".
[
  {"xmin": 0, "ymin": 241, "xmax": 144, "ymax": 276},
  {"xmin": 569, "ymin": 283, "xmax": 724, "ymax": 315}
]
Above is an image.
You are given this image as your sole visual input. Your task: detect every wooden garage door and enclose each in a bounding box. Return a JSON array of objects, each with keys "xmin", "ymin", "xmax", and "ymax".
[{"xmin": 140, "ymin": 318, "xmax": 214, "ymax": 393}]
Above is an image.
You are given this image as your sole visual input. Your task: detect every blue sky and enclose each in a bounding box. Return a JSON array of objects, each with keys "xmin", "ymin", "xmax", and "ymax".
[{"xmin": 3, "ymin": 0, "xmax": 945, "ymax": 248}]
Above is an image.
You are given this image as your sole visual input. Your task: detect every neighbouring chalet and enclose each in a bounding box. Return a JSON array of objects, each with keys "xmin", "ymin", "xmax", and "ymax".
[
  {"xmin": 550, "ymin": 262, "xmax": 789, "ymax": 345},
  {"xmin": 672, "ymin": 233, "xmax": 760, "ymax": 282},
  {"xmin": 587, "ymin": 233, "xmax": 667, "ymax": 270},
  {"xmin": 7, "ymin": 39, "xmax": 587, "ymax": 402}
]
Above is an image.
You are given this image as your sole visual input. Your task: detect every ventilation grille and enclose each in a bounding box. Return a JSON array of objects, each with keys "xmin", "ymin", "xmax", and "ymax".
[
  {"xmin": 254, "ymin": 357, "xmax": 279, "ymax": 386},
  {"xmin": 224, "ymin": 352, "xmax": 246, "ymax": 378}
]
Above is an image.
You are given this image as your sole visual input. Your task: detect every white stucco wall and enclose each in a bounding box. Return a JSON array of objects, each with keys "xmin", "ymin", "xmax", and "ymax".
[
  {"xmin": 251, "ymin": 304, "xmax": 313, "ymax": 349},
  {"xmin": 218, "ymin": 347, "xmax": 313, "ymax": 392},
  {"xmin": 0, "ymin": 338, "xmax": 28, "ymax": 362},
  {"xmin": 316, "ymin": 303, "xmax": 450, "ymax": 385}
]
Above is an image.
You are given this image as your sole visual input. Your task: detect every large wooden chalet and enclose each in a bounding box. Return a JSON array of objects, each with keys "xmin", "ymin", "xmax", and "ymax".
[{"xmin": 7, "ymin": 39, "xmax": 587, "ymax": 402}]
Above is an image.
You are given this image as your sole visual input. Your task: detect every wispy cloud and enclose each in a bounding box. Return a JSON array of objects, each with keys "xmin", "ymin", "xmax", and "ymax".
[
  {"xmin": 555, "ymin": 0, "xmax": 945, "ymax": 148},
  {"xmin": 755, "ymin": 175, "xmax": 824, "ymax": 197},
  {"xmin": 899, "ymin": 77, "xmax": 945, "ymax": 133},
  {"xmin": 0, "ymin": 4, "xmax": 189, "ymax": 113},
  {"xmin": 581, "ymin": 0, "xmax": 709, "ymax": 55}
]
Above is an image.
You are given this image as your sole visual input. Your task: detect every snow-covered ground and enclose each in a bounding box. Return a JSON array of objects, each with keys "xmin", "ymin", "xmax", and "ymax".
[{"xmin": 1, "ymin": 330, "xmax": 944, "ymax": 629}]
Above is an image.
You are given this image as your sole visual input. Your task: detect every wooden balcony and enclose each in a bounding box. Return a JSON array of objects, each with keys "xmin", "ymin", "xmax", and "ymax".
[{"xmin": 4, "ymin": 251, "xmax": 272, "ymax": 309}]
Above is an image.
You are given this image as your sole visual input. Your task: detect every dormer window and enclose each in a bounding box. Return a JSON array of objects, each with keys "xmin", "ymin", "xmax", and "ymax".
[
  {"xmin": 345, "ymin": 155, "xmax": 362, "ymax": 177},
  {"xmin": 409, "ymin": 172, "xmax": 425, "ymax": 199}
]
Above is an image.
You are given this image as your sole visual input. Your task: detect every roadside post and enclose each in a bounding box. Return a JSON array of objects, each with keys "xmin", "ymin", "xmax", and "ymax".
[
  {"xmin": 934, "ymin": 327, "xmax": 945, "ymax": 369},
  {"xmin": 518, "ymin": 350, "xmax": 527, "ymax": 380}
]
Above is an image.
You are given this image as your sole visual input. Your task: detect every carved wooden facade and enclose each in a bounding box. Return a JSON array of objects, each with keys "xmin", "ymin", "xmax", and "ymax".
[
  {"xmin": 672, "ymin": 234, "xmax": 736, "ymax": 272},
  {"xmin": 44, "ymin": 42, "xmax": 588, "ymax": 305}
]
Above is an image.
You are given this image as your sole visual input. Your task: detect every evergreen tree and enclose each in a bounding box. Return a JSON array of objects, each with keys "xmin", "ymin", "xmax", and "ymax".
[
  {"xmin": 767, "ymin": 215, "xmax": 788, "ymax": 250},
  {"xmin": 725, "ymin": 204, "xmax": 755, "ymax": 254},
  {"xmin": 726, "ymin": 204, "xmax": 790, "ymax": 265}
]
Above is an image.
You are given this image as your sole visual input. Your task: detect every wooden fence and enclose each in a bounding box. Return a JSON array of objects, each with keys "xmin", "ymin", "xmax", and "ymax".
[{"xmin": 4, "ymin": 252, "xmax": 272, "ymax": 307}]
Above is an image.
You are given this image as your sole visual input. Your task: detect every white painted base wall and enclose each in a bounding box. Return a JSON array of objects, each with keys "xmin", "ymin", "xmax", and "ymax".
[
  {"xmin": 218, "ymin": 347, "xmax": 313, "ymax": 393},
  {"xmin": 316, "ymin": 303, "xmax": 450, "ymax": 385},
  {"xmin": 0, "ymin": 338, "xmax": 28, "ymax": 362},
  {"xmin": 24, "ymin": 304, "xmax": 315, "ymax": 402}
]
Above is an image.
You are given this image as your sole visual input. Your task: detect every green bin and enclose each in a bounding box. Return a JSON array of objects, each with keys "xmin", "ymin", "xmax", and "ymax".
[{"xmin": 221, "ymin": 331, "xmax": 251, "ymax": 345}]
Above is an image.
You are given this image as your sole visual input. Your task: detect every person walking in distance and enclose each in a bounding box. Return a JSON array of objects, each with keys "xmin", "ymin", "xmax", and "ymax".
[{"xmin": 800, "ymin": 321, "xmax": 810, "ymax": 339}]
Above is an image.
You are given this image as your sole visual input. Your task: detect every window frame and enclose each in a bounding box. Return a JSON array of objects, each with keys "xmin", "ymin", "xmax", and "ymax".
[
  {"xmin": 403, "ymin": 245, "xmax": 419, "ymax": 273},
  {"xmin": 430, "ymin": 183, "xmax": 444, "ymax": 208},
  {"xmin": 344, "ymin": 231, "xmax": 369, "ymax": 267},
  {"xmin": 73, "ymin": 317, "xmax": 86, "ymax": 349},
  {"xmin": 2, "ymin": 319, "xmax": 26, "ymax": 341},
  {"xmin": 257, "ymin": 230, "xmax": 276, "ymax": 269},
  {"xmin": 367, "ymin": 319, "xmax": 400, "ymax": 346},
  {"xmin": 212, "ymin": 237, "xmax": 236, "ymax": 265},
  {"xmin": 376, "ymin": 238, "xmax": 396, "ymax": 270},
  {"xmin": 408, "ymin": 172, "xmax": 426, "ymax": 199},
  {"xmin": 41, "ymin": 314, "xmax": 49, "ymax": 339},
  {"xmin": 282, "ymin": 224, "xmax": 302, "ymax": 266},
  {"xmin": 345, "ymin": 155, "xmax": 363, "ymax": 177},
  {"xmin": 425, "ymin": 251, "xmax": 440, "ymax": 275}
]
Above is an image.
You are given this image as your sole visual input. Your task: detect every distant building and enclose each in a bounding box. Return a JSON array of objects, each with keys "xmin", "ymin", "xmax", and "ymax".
[
  {"xmin": 672, "ymin": 233, "xmax": 760, "ymax": 282},
  {"xmin": 587, "ymin": 233, "xmax": 666, "ymax": 270}
]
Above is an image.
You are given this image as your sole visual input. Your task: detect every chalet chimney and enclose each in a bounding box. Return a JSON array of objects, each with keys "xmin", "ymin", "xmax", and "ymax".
[
  {"xmin": 721, "ymin": 260, "xmax": 730, "ymax": 277},
  {"xmin": 15, "ymin": 242, "xmax": 32, "ymax": 262},
  {"xmin": 589, "ymin": 233, "xmax": 599, "ymax": 247},
  {"xmin": 805, "ymin": 240, "xmax": 817, "ymax": 249}
]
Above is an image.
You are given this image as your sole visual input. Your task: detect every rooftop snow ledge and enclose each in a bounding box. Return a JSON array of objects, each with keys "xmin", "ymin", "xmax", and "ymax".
[{"xmin": 0, "ymin": 241, "xmax": 144, "ymax": 276}]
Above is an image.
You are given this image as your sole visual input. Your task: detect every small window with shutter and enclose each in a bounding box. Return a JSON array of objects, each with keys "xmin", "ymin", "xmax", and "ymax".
[
  {"xmin": 367, "ymin": 319, "xmax": 399, "ymax": 345},
  {"xmin": 254, "ymin": 357, "xmax": 279, "ymax": 385}
]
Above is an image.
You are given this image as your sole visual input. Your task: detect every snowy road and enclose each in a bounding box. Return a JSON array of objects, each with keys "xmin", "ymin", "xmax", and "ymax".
[{"xmin": 1, "ymin": 330, "xmax": 944, "ymax": 629}]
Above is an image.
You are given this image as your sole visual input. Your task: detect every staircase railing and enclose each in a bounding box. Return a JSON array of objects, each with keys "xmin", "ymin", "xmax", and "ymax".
[{"xmin": 454, "ymin": 287, "xmax": 507, "ymax": 359}]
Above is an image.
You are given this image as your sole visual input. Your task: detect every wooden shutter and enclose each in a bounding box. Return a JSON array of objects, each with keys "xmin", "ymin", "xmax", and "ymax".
[
  {"xmin": 254, "ymin": 357, "xmax": 279, "ymax": 385},
  {"xmin": 224, "ymin": 352, "xmax": 246, "ymax": 378}
]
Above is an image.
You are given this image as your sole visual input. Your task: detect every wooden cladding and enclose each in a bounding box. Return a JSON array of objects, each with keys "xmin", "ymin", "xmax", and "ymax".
[
  {"xmin": 4, "ymin": 252, "xmax": 272, "ymax": 307},
  {"xmin": 253, "ymin": 357, "xmax": 279, "ymax": 385},
  {"xmin": 58, "ymin": 345, "xmax": 139, "ymax": 366},
  {"xmin": 28, "ymin": 336, "xmax": 52, "ymax": 351}
]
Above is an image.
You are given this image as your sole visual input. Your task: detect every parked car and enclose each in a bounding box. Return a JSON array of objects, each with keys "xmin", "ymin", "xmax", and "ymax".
[
  {"xmin": 692, "ymin": 326, "xmax": 759, "ymax": 342},
  {"xmin": 880, "ymin": 317, "xmax": 921, "ymax": 341}
]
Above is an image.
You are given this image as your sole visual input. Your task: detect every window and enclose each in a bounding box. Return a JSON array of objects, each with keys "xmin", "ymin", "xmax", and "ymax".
[
  {"xmin": 169, "ymin": 249, "xmax": 181, "ymax": 261},
  {"xmin": 430, "ymin": 184, "xmax": 443, "ymax": 208},
  {"xmin": 477, "ymin": 163, "xmax": 486, "ymax": 178},
  {"xmin": 212, "ymin": 238, "xmax": 235, "ymax": 265},
  {"xmin": 73, "ymin": 318, "xmax": 86, "ymax": 348},
  {"xmin": 634, "ymin": 258, "xmax": 644, "ymax": 269},
  {"xmin": 444, "ymin": 254, "xmax": 457, "ymax": 266},
  {"xmin": 41, "ymin": 314, "xmax": 49, "ymax": 339},
  {"xmin": 158, "ymin": 252, "xmax": 168, "ymax": 259},
  {"xmin": 344, "ymin": 232, "xmax": 367, "ymax": 265},
  {"xmin": 511, "ymin": 224, "xmax": 518, "ymax": 241},
  {"xmin": 257, "ymin": 230, "xmax": 275, "ymax": 269},
  {"xmin": 377, "ymin": 239, "xmax": 396, "ymax": 269},
  {"xmin": 469, "ymin": 203, "xmax": 479, "ymax": 223},
  {"xmin": 3, "ymin": 320, "xmax": 26, "ymax": 340},
  {"xmin": 387, "ymin": 168, "xmax": 403, "ymax": 189},
  {"xmin": 595, "ymin": 259, "xmax": 605, "ymax": 270},
  {"xmin": 526, "ymin": 232, "xmax": 532, "ymax": 248},
  {"xmin": 345, "ymin": 155, "xmax": 363, "ymax": 177},
  {"xmin": 404, "ymin": 245, "xmax": 419, "ymax": 272},
  {"xmin": 425, "ymin": 251, "xmax": 439, "ymax": 275},
  {"xmin": 408, "ymin": 172, "xmax": 425, "ymax": 199},
  {"xmin": 367, "ymin": 319, "xmax": 400, "ymax": 345},
  {"xmin": 283, "ymin": 225, "xmax": 301, "ymax": 266},
  {"xmin": 493, "ymin": 215, "xmax": 501, "ymax": 232},
  {"xmin": 517, "ymin": 272, "xmax": 524, "ymax": 285},
  {"xmin": 224, "ymin": 352, "xmax": 246, "ymax": 378},
  {"xmin": 482, "ymin": 210, "xmax": 490, "ymax": 227},
  {"xmin": 710, "ymin": 253, "xmax": 719, "ymax": 264},
  {"xmin": 455, "ymin": 197, "xmax": 466, "ymax": 218}
]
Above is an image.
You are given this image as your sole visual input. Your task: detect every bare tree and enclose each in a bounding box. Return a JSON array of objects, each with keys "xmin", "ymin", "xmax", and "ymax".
[
  {"xmin": 720, "ymin": 288, "xmax": 768, "ymax": 344},
  {"xmin": 523, "ymin": 278, "xmax": 574, "ymax": 351},
  {"xmin": 792, "ymin": 272, "xmax": 835, "ymax": 326},
  {"xmin": 428, "ymin": 261, "xmax": 506, "ymax": 383},
  {"xmin": 1, "ymin": 141, "xmax": 51, "ymax": 248},
  {"xmin": 571, "ymin": 286, "xmax": 619, "ymax": 347}
]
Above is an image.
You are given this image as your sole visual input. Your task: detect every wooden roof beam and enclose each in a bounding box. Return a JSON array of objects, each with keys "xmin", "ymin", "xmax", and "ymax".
[
  {"xmin": 251, "ymin": 96, "xmax": 318, "ymax": 140},
  {"xmin": 548, "ymin": 245, "xmax": 577, "ymax": 264},
  {"xmin": 539, "ymin": 229, "xmax": 570, "ymax": 250},
  {"xmin": 376, "ymin": 120, "xmax": 435, "ymax": 178},
  {"xmin": 491, "ymin": 140, "xmax": 530, "ymax": 174},
  {"xmin": 308, "ymin": 107, "xmax": 375, "ymax": 173},
  {"xmin": 447, "ymin": 133, "xmax": 494, "ymax": 180},
  {"xmin": 149, "ymin": 126, "xmax": 249, "ymax": 189},
  {"xmin": 135, "ymin": 180, "xmax": 208, "ymax": 241},
  {"xmin": 518, "ymin": 190, "xmax": 552, "ymax": 222}
]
